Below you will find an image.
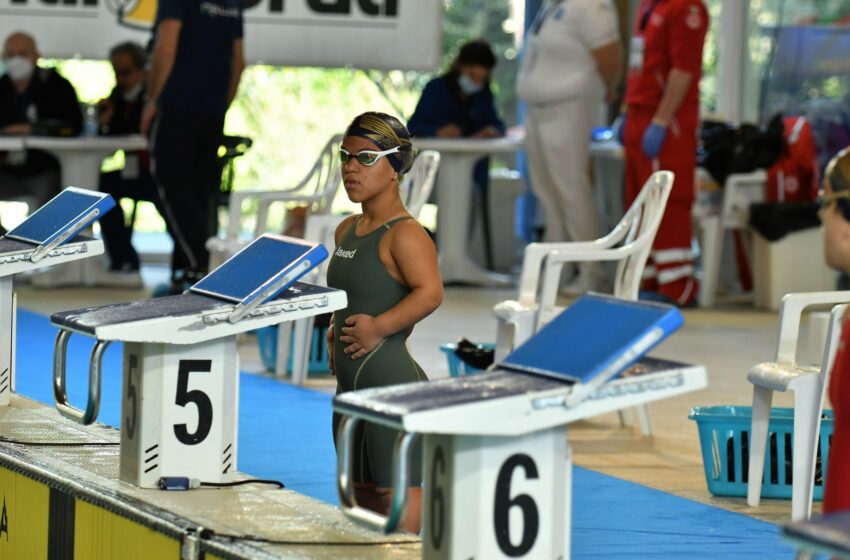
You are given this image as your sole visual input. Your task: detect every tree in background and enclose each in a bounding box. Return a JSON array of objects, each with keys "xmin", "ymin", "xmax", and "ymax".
[{"xmin": 52, "ymin": 0, "xmax": 521, "ymax": 232}]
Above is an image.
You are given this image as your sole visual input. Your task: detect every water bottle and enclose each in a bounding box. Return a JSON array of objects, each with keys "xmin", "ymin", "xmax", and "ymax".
[{"xmin": 83, "ymin": 103, "xmax": 98, "ymax": 137}]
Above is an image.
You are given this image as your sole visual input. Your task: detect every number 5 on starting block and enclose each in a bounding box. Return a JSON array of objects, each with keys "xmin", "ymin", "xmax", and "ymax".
[
  {"xmin": 422, "ymin": 427, "xmax": 571, "ymax": 559},
  {"xmin": 120, "ymin": 338, "xmax": 239, "ymax": 487}
]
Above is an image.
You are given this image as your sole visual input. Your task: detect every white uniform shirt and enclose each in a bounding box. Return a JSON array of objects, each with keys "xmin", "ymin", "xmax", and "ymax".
[{"xmin": 517, "ymin": 0, "xmax": 619, "ymax": 105}]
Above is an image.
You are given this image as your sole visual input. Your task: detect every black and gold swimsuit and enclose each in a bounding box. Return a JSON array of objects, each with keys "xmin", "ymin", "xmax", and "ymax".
[{"xmin": 327, "ymin": 216, "xmax": 427, "ymax": 487}]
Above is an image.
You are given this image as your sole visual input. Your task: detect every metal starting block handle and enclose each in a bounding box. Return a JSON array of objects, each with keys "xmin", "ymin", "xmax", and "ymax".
[
  {"xmin": 53, "ymin": 329, "xmax": 111, "ymax": 425},
  {"xmin": 337, "ymin": 415, "xmax": 418, "ymax": 533}
]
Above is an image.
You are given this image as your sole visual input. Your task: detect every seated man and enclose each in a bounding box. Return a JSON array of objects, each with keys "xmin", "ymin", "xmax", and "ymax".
[
  {"xmin": 97, "ymin": 41, "xmax": 169, "ymax": 278},
  {"xmin": 0, "ymin": 32, "xmax": 82, "ymax": 216}
]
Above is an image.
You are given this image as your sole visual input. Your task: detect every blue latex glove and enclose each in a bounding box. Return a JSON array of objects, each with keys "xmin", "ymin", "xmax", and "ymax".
[
  {"xmin": 641, "ymin": 123, "xmax": 667, "ymax": 159},
  {"xmin": 611, "ymin": 115, "xmax": 626, "ymax": 144}
]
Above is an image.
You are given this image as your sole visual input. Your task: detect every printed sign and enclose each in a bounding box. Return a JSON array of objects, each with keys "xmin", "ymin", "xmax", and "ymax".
[{"xmin": 0, "ymin": 0, "xmax": 441, "ymax": 70}]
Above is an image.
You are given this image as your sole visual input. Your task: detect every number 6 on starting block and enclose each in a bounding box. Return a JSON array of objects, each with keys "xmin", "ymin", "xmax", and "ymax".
[{"xmin": 422, "ymin": 429, "xmax": 570, "ymax": 559}]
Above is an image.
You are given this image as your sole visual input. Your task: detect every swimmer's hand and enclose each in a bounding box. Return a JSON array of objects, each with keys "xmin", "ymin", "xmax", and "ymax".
[{"xmin": 340, "ymin": 314, "xmax": 385, "ymax": 360}]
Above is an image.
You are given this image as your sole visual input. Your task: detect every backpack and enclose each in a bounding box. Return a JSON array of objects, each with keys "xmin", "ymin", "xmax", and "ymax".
[{"xmin": 765, "ymin": 116, "xmax": 819, "ymax": 202}]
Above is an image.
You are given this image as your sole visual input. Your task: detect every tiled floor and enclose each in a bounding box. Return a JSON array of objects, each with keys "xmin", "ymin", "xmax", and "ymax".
[{"xmin": 15, "ymin": 265, "xmax": 824, "ymax": 524}]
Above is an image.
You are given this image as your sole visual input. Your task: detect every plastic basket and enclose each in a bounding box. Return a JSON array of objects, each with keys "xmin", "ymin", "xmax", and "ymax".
[
  {"xmin": 439, "ymin": 342, "xmax": 496, "ymax": 377},
  {"xmin": 256, "ymin": 324, "xmax": 330, "ymax": 375},
  {"xmin": 688, "ymin": 405, "xmax": 833, "ymax": 499}
]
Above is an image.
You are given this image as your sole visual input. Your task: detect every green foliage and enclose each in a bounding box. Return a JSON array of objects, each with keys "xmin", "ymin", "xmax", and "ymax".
[{"xmin": 48, "ymin": 0, "xmax": 519, "ymax": 227}]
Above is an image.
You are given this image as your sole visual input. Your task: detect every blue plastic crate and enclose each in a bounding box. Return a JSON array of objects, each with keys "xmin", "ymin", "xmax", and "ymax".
[
  {"xmin": 256, "ymin": 324, "xmax": 330, "ymax": 374},
  {"xmin": 439, "ymin": 342, "xmax": 496, "ymax": 377},
  {"xmin": 688, "ymin": 405, "xmax": 833, "ymax": 499}
]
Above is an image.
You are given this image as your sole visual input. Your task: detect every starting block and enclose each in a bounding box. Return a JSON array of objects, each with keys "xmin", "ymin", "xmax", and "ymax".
[
  {"xmin": 51, "ymin": 234, "xmax": 346, "ymax": 488},
  {"xmin": 334, "ymin": 295, "xmax": 708, "ymax": 559},
  {"xmin": 0, "ymin": 187, "xmax": 114, "ymax": 407}
]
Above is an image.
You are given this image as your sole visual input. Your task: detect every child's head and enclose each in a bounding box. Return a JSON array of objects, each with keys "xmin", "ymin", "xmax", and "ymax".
[
  {"xmin": 341, "ymin": 112, "xmax": 414, "ymax": 203},
  {"xmin": 821, "ymin": 146, "xmax": 850, "ymax": 272}
]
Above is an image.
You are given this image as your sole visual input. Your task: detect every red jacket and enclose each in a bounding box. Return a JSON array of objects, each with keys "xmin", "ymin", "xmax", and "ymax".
[
  {"xmin": 825, "ymin": 315, "xmax": 850, "ymax": 513},
  {"xmin": 625, "ymin": 0, "xmax": 708, "ymax": 115}
]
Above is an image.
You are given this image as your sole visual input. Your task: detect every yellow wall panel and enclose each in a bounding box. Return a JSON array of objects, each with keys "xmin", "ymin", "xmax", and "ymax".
[
  {"xmin": 0, "ymin": 468, "xmax": 49, "ymax": 559},
  {"xmin": 75, "ymin": 500, "xmax": 179, "ymax": 560}
]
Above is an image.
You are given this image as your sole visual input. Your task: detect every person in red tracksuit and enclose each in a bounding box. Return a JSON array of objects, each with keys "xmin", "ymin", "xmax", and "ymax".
[{"xmin": 619, "ymin": 0, "xmax": 708, "ymax": 306}]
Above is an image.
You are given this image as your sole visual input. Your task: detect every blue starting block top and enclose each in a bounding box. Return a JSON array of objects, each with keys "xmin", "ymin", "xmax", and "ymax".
[
  {"xmin": 5, "ymin": 187, "xmax": 114, "ymax": 262},
  {"xmin": 191, "ymin": 234, "xmax": 329, "ymax": 323},
  {"xmin": 501, "ymin": 294, "xmax": 683, "ymax": 404},
  {"xmin": 50, "ymin": 232, "xmax": 344, "ymax": 343}
]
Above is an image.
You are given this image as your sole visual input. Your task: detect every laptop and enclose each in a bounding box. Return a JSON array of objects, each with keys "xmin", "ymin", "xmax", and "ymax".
[
  {"xmin": 5, "ymin": 187, "xmax": 116, "ymax": 262},
  {"xmin": 189, "ymin": 233, "xmax": 329, "ymax": 323},
  {"xmin": 499, "ymin": 293, "xmax": 684, "ymax": 407}
]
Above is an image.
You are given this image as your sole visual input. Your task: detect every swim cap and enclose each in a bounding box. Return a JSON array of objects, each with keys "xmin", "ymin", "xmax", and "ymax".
[{"xmin": 344, "ymin": 111, "xmax": 415, "ymax": 174}]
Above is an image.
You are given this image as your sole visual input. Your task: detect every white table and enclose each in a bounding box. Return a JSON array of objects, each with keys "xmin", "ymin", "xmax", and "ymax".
[
  {"xmin": 0, "ymin": 137, "xmax": 25, "ymax": 152},
  {"xmin": 414, "ymin": 136, "xmax": 523, "ymax": 286},
  {"xmin": 26, "ymin": 135, "xmax": 148, "ymax": 190},
  {"xmin": 22, "ymin": 135, "xmax": 149, "ymax": 287}
]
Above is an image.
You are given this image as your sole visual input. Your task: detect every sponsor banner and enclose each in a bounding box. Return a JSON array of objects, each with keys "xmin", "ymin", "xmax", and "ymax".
[{"xmin": 0, "ymin": 0, "xmax": 442, "ymax": 70}]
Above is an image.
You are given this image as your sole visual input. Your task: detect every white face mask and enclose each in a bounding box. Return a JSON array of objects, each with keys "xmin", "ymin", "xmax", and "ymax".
[
  {"xmin": 4, "ymin": 56, "xmax": 34, "ymax": 82},
  {"xmin": 458, "ymin": 74, "xmax": 484, "ymax": 95},
  {"xmin": 122, "ymin": 82, "xmax": 144, "ymax": 102}
]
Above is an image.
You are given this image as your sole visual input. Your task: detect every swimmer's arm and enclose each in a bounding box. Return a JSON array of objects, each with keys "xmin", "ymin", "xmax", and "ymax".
[{"xmin": 375, "ymin": 222, "xmax": 443, "ymax": 336}]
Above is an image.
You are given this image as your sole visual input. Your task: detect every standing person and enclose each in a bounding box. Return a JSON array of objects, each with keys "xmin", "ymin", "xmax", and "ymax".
[
  {"xmin": 327, "ymin": 112, "xmax": 443, "ymax": 534},
  {"xmin": 97, "ymin": 41, "xmax": 168, "ymax": 284},
  {"xmin": 408, "ymin": 39, "xmax": 504, "ymax": 266},
  {"xmin": 141, "ymin": 0, "xmax": 245, "ymax": 295},
  {"xmin": 819, "ymin": 147, "xmax": 850, "ymax": 514},
  {"xmin": 620, "ymin": 0, "xmax": 708, "ymax": 307},
  {"xmin": 517, "ymin": 0, "xmax": 622, "ymax": 293},
  {"xmin": 0, "ymin": 32, "xmax": 82, "ymax": 216}
]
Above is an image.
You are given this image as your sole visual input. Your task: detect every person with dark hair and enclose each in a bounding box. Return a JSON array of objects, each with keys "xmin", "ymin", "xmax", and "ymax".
[
  {"xmin": 142, "ymin": 0, "xmax": 244, "ymax": 295},
  {"xmin": 409, "ymin": 39, "xmax": 503, "ymax": 142},
  {"xmin": 517, "ymin": 0, "xmax": 622, "ymax": 293},
  {"xmin": 327, "ymin": 112, "xmax": 443, "ymax": 534},
  {"xmin": 819, "ymin": 147, "xmax": 850, "ymax": 514},
  {"xmin": 95, "ymin": 41, "xmax": 169, "ymax": 285},
  {"xmin": 408, "ymin": 39, "xmax": 505, "ymax": 266},
  {"xmin": 0, "ymin": 32, "xmax": 82, "ymax": 217}
]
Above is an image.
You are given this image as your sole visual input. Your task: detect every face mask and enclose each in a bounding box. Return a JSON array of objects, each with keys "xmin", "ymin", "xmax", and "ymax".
[
  {"xmin": 4, "ymin": 56, "xmax": 34, "ymax": 82},
  {"xmin": 122, "ymin": 82, "xmax": 144, "ymax": 102},
  {"xmin": 458, "ymin": 74, "xmax": 484, "ymax": 95}
]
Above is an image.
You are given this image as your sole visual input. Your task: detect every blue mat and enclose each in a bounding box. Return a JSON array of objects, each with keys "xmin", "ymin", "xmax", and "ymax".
[{"xmin": 15, "ymin": 309, "xmax": 791, "ymax": 558}]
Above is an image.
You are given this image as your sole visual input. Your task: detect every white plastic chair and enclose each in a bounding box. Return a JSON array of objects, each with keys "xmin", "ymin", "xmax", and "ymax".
[
  {"xmin": 493, "ymin": 170, "xmax": 674, "ymax": 435},
  {"xmin": 747, "ymin": 293, "xmax": 850, "ymax": 521},
  {"xmin": 206, "ymin": 134, "xmax": 343, "ymax": 268},
  {"xmin": 276, "ymin": 213, "xmax": 346, "ymax": 383},
  {"xmin": 284, "ymin": 150, "xmax": 442, "ymax": 384},
  {"xmin": 400, "ymin": 150, "xmax": 440, "ymax": 219},
  {"xmin": 697, "ymin": 170, "xmax": 767, "ymax": 308}
]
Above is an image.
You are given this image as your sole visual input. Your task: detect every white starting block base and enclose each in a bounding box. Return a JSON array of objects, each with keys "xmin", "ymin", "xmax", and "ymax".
[
  {"xmin": 120, "ymin": 338, "xmax": 239, "ymax": 487},
  {"xmin": 423, "ymin": 428, "xmax": 570, "ymax": 559},
  {"xmin": 52, "ymin": 282, "xmax": 346, "ymax": 489},
  {"xmin": 0, "ymin": 236, "xmax": 103, "ymax": 407}
]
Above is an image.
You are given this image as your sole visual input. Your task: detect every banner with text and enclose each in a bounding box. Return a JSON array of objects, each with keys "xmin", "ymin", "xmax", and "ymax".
[{"xmin": 0, "ymin": 0, "xmax": 442, "ymax": 70}]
